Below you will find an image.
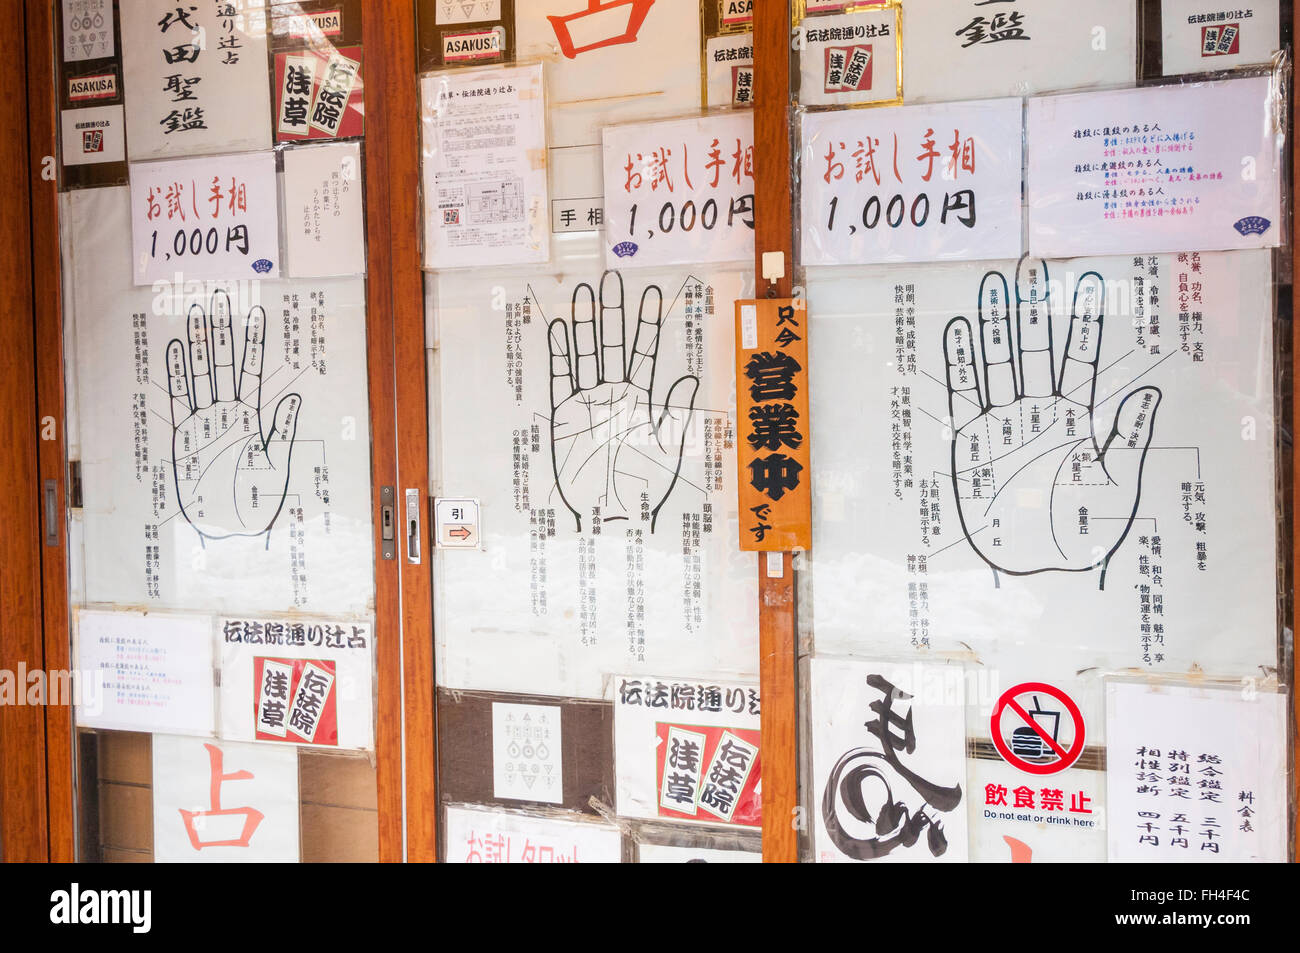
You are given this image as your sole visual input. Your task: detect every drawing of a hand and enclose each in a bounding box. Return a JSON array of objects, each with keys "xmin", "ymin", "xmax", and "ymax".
[
  {"xmin": 167, "ymin": 292, "xmax": 302, "ymax": 543},
  {"xmin": 943, "ymin": 262, "xmax": 1161, "ymax": 586},
  {"xmin": 547, "ymin": 270, "xmax": 699, "ymax": 532}
]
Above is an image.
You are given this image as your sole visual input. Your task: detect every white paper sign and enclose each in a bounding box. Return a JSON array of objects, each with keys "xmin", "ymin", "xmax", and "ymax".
[
  {"xmin": 61, "ymin": 104, "xmax": 126, "ymax": 166},
  {"xmin": 805, "ymin": 251, "xmax": 1277, "ymax": 681},
  {"xmin": 129, "ymin": 151, "xmax": 280, "ymax": 285},
  {"xmin": 436, "ymin": 0, "xmax": 501, "ymax": 24},
  {"xmin": 705, "ymin": 32, "xmax": 754, "ymax": 108},
  {"xmin": 66, "ymin": 186, "xmax": 375, "ymax": 618},
  {"xmin": 516, "ymin": 0, "xmax": 702, "ymax": 224},
  {"xmin": 638, "ymin": 842, "xmax": 761, "ymax": 862},
  {"xmin": 1027, "ymin": 77, "xmax": 1282, "ymax": 258},
  {"xmin": 811, "ymin": 657, "xmax": 970, "ymax": 863},
  {"xmin": 798, "ymin": 9, "xmax": 899, "ymax": 106},
  {"xmin": 283, "ymin": 141, "xmax": 366, "ymax": 278},
  {"xmin": 1105, "ymin": 681, "xmax": 1287, "ymax": 862},
  {"xmin": 603, "ymin": 112, "xmax": 755, "ymax": 269},
  {"xmin": 431, "ymin": 264, "xmax": 759, "ymax": 699},
  {"xmin": 903, "ymin": 0, "xmax": 1137, "ymax": 102},
  {"xmin": 492, "ymin": 702, "xmax": 563, "ymax": 803},
  {"xmin": 153, "ymin": 734, "xmax": 299, "ymax": 862},
  {"xmin": 800, "ymin": 98, "xmax": 1024, "ymax": 266},
  {"xmin": 421, "ymin": 63, "xmax": 550, "ymax": 269},
  {"xmin": 219, "ymin": 618, "xmax": 375, "ymax": 750},
  {"xmin": 63, "ymin": 0, "xmax": 114, "ymax": 62},
  {"xmin": 613, "ymin": 675, "xmax": 761, "ymax": 827},
  {"xmin": 73, "ymin": 609, "xmax": 215, "ymax": 736},
  {"xmin": 444, "ymin": 805, "xmax": 622, "ymax": 863},
  {"xmin": 1161, "ymin": 0, "xmax": 1280, "ymax": 76},
  {"xmin": 121, "ymin": 0, "xmax": 272, "ymax": 160}
]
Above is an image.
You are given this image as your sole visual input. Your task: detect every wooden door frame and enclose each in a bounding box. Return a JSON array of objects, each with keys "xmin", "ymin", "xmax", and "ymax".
[
  {"xmin": 754, "ymin": 0, "xmax": 799, "ymax": 863},
  {"xmin": 0, "ymin": 0, "xmax": 52, "ymax": 864},
  {"xmin": 19, "ymin": 1, "xmax": 437, "ymax": 863}
]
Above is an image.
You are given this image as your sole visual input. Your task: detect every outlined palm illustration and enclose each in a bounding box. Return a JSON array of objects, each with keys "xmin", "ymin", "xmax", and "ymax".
[
  {"xmin": 546, "ymin": 270, "xmax": 700, "ymax": 532},
  {"xmin": 166, "ymin": 292, "xmax": 302, "ymax": 544},
  {"xmin": 943, "ymin": 260, "xmax": 1162, "ymax": 587}
]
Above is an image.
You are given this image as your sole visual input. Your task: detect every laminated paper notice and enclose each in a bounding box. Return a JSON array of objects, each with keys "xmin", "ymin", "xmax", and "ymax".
[
  {"xmin": 1026, "ymin": 77, "xmax": 1282, "ymax": 258},
  {"xmin": 67, "ymin": 186, "xmax": 376, "ymax": 618},
  {"xmin": 421, "ymin": 62, "xmax": 549, "ymax": 269},
  {"xmin": 445, "ymin": 805, "xmax": 622, "ymax": 863},
  {"xmin": 735, "ymin": 299, "xmax": 811, "ymax": 551},
  {"xmin": 283, "ymin": 141, "xmax": 366, "ymax": 278},
  {"xmin": 120, "ymin": 0, "xmax": 272, "ymax": 160},
  {"xmin": 153, "ymin": 734, "xmax": 299, "ymax": 862},
  {"xmin": 613, "ymin": 674, "xmax": 761, "ymax": 828},
  {"xmin": 219, "ymin": 618, "xmax": 375, "ymax": 750},
  {"xmin": 805, "ymin": 252, "xmax": 1277, "ymax": 681},
  {"xmin": 1161, "ymin": 0, "xmax": 1280, "ymax": 76},
  {"xmin": 73, "ymin": 608, "xmax": 215, "ymax": 737},
  {"xmin": 602, "ymin": 111, "xmax": 756, "ymax": 269},
  {"xmin": 798, "ymin": 8, "xmax": 900, "ymax": 107},
  {"xmin": 1106, "ymin": 681, "xmax": 1287, "ymax": 862},
  {"xmin": 63, "ymin": 0, "xmax": 114, "ymax": 62},
  {"xmin": 705, "ymin": 32, "xmax": 755, "ymax": 108},
  {"xmin": 800, "ymin": 97, "xmax": 1024, "ymax": 266},
  {"xmin": 492, "ymin": 702, "xmax": 563, "ymax": 803},
  {"xmin": 903, "ymin": 0, "xmax": 1137, "ymax": 102},
  {"xmin": 129, "ymin": 151, "xmax": 280, "ymax": 285},
  {"xmin": 811, "ymin": 657, "xmax": 969, "ymax": 863}
]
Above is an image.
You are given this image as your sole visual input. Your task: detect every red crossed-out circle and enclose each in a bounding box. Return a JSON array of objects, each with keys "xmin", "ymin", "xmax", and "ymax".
[{"xmin": 990, "ymin": 682, "xmax": 1085, "ymax": 775}]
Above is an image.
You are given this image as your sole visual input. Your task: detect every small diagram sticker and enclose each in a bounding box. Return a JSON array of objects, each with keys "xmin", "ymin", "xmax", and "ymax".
[{"xmin": 435, "ymin": 497, "xmax": 481, "ymax": 549}]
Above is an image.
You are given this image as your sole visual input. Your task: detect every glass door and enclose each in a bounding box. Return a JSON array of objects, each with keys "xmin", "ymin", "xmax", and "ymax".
[{"xmin": 50, "ymin": 0, "xmax": 400, "ymax": 862}]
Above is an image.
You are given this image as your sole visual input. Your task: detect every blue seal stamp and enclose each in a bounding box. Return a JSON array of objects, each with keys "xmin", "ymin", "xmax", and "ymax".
[
  {"xmin": 1234, "ymin": 216, "xmax": 1271, "ymax": 237},
  {"xmin": 252, "ymin": 258, "xmax": 273, "ymax": 274},
  {"xmin": 612, "ymin": 241, "xmax": 638, "ymax": 259}
]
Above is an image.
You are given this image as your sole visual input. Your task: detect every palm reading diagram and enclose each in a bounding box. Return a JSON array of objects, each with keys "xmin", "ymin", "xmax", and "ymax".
[
  {"xmin": 546, "ymin": 270, "xmax": 700, "ymax": 532},
  {"xmin": 944, "ymin": 262, "xmax": 1160, "ymax": 587},
  {"xmin": 808, "ymin": 251, "xmax": 1277, "ymax": 675},
  {"xmin": 68, "ymin": 181, "xmax": 374, "ymax": 616},
  {"xmin": 166, "ymin": 292, "xmax": 302, "ymax": 544},
  {"xmin": 432, "ymin": 266, "xmax": 758, "ymax": 699}
]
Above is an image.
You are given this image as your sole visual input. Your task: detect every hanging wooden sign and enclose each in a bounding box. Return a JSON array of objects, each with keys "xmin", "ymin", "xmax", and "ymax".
[{"xmin": 734, "ymin": 297, "xmax": 811, "ymax": 552}]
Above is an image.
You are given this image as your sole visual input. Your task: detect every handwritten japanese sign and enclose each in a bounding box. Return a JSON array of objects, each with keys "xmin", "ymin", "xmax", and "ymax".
[
  {"xmin": 153, "ymin": 734, "xmax": 299, "ymax": 862},
  {"xmin": 445, "ymin": 805, "xmax": 622, "ymax": 863},
  {"xmin": 130, "ymin": 151, "xmax": 280, "ymax": 284},
  {"xmin": 1105, "ymin": 681, "xmax": 1287, "ymax": 862},
  {"xmin": 614, "ymin": 675, "xmax": 762, "ymax": 828},
  {"xmin": 812, "ymin": 657, "xmax": 969, "ymax": 863},
  {"xmin": 800, "ymin": 98, "xmax": 1023, "ymax": 266},
  {"xmin": 283, "ymin": 140, "xmax": 366, "ymax": 278},
  {"xmin": 602, "ymin": 112, "xmax": 755, "ymax": 268},
  {"xmin": 903, "ymin": 0, "xmax": 1137, "ymax": 102},
  {"xmin": 735, "ymin": 298, "xmax": 811, "ymax": 552},
  {"xmin": 121, "ymin": 0, "xmax": 272, "ymax": 160},
  {"xmin": 1027, "ymin": 76, "xmax": 1282, "ymax": 258}
]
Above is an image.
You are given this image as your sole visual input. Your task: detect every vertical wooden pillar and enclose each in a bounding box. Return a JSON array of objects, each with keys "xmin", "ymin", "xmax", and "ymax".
[
  {"xmin": 753, "ymin": 0, "xmax": 799, "ymax": 863},
  {"xmin": 25, "ymin": 0, "xmax": 75, "ymax": 863},
  {"xmin": 0, "ymin": 0, "xmax": 50, "ymax": 863},
  {"xmin": 372, "ymin": 0, "xmax": 438, "ymax": 863}
]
